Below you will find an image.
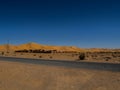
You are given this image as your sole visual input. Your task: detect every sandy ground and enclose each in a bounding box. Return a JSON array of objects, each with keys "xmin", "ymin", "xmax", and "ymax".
[
  {"xmin": 1, "ymin": 52, "xmax": 120, "ymax": 63},
  {"xmin": 1, "ymin": 52, "xmax": 78, "ymax": 61},
  {"xmin": 0, "ymin": 60, "xmax": 120, "ymax": 90}
]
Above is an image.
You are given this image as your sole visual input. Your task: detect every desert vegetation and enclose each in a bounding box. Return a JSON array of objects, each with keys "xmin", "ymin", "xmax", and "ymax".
[
  {"xmin": 78, "ymin": 53, "xmax": 86, "ymax": 60},
  {"xmin": 0, "ymin": 42, "xmax": 120, "ymax": 63},
  {"xmin": 15, "ymin": 49, "xmax": 54, "ymax": 53}
]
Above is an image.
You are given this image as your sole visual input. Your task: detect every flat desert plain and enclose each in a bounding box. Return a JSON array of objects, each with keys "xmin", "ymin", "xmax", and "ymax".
[
  {"xmin": 0, "ymin": 60, "xmax": 120, "ymax": 90},
  {"xmin": 2, "ymin": 52, "xmax": 120, "ymax": 63}
]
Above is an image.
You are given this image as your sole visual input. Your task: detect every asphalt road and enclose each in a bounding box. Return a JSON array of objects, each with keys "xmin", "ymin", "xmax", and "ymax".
[{"xmin": 0, "ymin": 56, "xmax": 120, "ymax": 72}]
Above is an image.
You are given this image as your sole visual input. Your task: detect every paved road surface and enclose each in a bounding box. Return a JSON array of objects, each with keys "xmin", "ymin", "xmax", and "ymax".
[{"xmin": 0, "ymin": 56, "xmax": 120, "ymax": 72}]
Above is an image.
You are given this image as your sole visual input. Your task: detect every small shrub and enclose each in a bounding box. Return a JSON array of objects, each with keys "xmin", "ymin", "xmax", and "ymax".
[
  {"xmin": 79, "ymin": 53, "xmax": 85, "ymax": 60},
  {"xmin": 105, "ymin": 57, "xmax": 111, "ymax": 61},
  {"xmin": 1, "ymin": 52, "xmax": 4, "ymax": 55},
  {"xmin": 39, "ymin": 56, "xmax": 42, "ymax": 58},
  {"xmin": 33, "ymin": 54, "xmax": 36, "ymax": 56},
  {"xmin": 49, "ymin": 56, "xmax": 52, "ymax": 59}
]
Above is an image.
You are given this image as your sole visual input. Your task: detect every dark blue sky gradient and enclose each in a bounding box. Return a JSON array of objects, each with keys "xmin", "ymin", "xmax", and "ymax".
[{"xmin": 0, "ymin": 0, "xmax": 120, "ymax": 48}]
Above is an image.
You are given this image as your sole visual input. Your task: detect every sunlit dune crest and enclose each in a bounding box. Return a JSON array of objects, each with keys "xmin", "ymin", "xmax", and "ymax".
[
  {"xmin": 0, "ymin": 42, "xmax": 83, "ymax": 52},
  {"xmin": 0, "ymin": 42, "xmax": 119, "ymax": 52}
]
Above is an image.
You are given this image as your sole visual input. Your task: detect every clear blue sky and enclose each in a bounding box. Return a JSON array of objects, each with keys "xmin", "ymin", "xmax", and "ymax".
[{"xmin": 0, "ymin": 0, "xmax": 120, "ymax": 48}]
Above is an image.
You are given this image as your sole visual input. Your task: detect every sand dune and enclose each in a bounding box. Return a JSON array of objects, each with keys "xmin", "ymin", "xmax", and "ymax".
[
  {"xmin": 0, "ymin": 42, "xmax": 84, "ymax": 52},
  {"xmin": 0, "ymin": 44, "xmax": 17, "ymax": 51},
  {"xmin": 0, "ymin": 42, "xmax": 119, "ymax": 53}
]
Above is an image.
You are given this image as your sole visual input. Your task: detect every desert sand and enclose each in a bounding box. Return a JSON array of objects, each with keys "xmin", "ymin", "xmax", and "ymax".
[
  {"xmin": 0, "ymin": 60, "xmax": 120, "ymax": 90},
  {"xmin": 0, "ymin": 42, "xmax": 120, "ymax": 90},
  {"xmin": 0, "ymin": 42, "xmax": 120, "ymax": 63}
]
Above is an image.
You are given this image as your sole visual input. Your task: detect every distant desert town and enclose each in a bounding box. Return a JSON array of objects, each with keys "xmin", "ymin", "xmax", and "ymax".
[{"xmin": 0, "ymin": 42, "xmax": 120, "ymax": 63}]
